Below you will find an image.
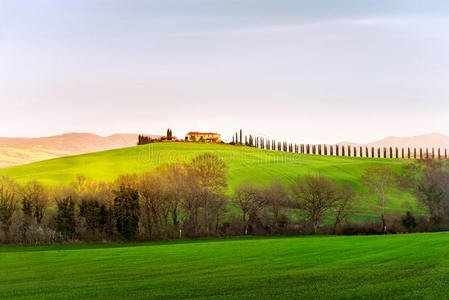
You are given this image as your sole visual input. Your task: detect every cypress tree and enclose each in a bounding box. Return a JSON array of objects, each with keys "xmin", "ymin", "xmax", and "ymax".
[
  {"xmin": 371, "ymin": 147, "xmax": 374, "ymax": 158},
  {"xmin": 446, "ymin": 149, "xmax": 448, "ymax": 159},
  {"xmin": 395, "ymin": 147, "xmax": 399, "ymax": 159},
  {"xmin": 342, "ymin": 145, "xmax": 345, "ymax": 156},
  {"xmin": 432, "ymin": 148, "xmax": 435, "ymax": 159},
  {"xmin": 330, "ymin": 145, "xmax": 334, "ymax": 156},
  {"xmin": 318, "ymin": 144, "xmax": 322, "ymax": 155},
  {"xmin": 239, "ymin": 129, "xmax": 243, "ymax": 144},
  {"xmin": 377, "ymin": 148, "xmax": 380, "ymax": 158},
  {"xmin": 420, "ymin": 148, "xmax": 423, "ymax": 159},
  {"xmin": 336, "ymin": 145, "xmax": 339, "ymax": 156},
  {"xmin": 414, "ymin": 148, "xmax": 416, "ymax": 159},
  {"xmin": 407, "ymin": 148, "xmax": 410, "ymax": 159},
  {"xmin": 324, "ymin": 145, "xmax": 327, "ymax": 156}
]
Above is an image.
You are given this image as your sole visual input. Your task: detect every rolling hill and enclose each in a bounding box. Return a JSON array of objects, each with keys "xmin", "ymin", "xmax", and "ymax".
[
  {"xmin": 0, "ymin": 142, "xmax": 417, "ymax": 215},
  {"xmin": 0, "ymin": 132, "xmax": 160, "ymax": 168}
]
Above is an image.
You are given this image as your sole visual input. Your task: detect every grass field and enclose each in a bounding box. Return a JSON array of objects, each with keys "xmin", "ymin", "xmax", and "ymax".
[
  {"xmin": 1, "ymin": 233, "xmax": 448, "ymax": 299},
  {"xmin": 0, "ymin": 142, "xmax": 418, "ymax": 215}
]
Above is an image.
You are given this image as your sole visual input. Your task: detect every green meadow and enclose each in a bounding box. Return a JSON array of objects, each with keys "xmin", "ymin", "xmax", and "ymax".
[
  {"xmin": 0, "ymin": 142, "xmax": 419, "ymax": 215},
  {"xmin": 1, "ymin": 233, "xmax": 448, "ymax": 299}
]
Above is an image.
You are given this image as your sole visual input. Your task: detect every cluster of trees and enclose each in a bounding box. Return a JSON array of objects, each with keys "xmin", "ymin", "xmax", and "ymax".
[
  {"xmin": 235, "ymin": 176, "xmax": 355, "ymax": 235},
  {"xmin": 137, "ymin": 135, "xmax": 157, "ymax": 145},
  {"xmin": 229, "ymin": 129, "xmax": 448, "ymax": 160},
  {"xmin": 2, "ymin": 154, "xmax": 449, "ymax": 245},
  {"xmin": 137, "ymin": 128, "xmax": 175, "ymax": 145},
  {"xmin": 0, "ymin": 153, "xmax": 228, "ymax": 244}
]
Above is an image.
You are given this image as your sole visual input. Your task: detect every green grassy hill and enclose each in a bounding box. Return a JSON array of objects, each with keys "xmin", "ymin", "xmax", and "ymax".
[
  {"xmin": 1, "ymin": 233, "xmax": 448, "ymax": 299},
  {"xmin": 0, "ymin": 142, "xmax": 417, "ymax": 214}
]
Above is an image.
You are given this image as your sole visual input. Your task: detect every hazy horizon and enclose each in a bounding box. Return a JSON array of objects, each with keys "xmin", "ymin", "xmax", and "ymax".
[{"xmin": 1, "ymin": 0, "xmax": 449, "ymax": 143}]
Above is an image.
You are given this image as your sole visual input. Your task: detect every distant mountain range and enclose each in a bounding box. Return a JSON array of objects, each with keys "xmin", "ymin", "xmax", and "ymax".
[
  {"xmin": 0, "ymin": 133, "xmax": 160, "ymax": 168},
  {"xmin": 338, "ymin": 133, "xmax": 449, "ymax": 149}
]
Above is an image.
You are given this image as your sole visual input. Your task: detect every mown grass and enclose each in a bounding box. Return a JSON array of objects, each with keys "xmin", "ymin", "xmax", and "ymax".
[
  {"xmin": 0, "ymin": 233, "xmax": 448, "ymax": 299},
  {"xmin": 0, "ymin": 143, "xmax": 418, "ymax": 215}
]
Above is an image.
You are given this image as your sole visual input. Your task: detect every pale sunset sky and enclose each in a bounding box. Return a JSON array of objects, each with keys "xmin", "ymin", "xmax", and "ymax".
[{"xmin": 1, "ymin": 0, "xmax": 449, "ymax": 143}]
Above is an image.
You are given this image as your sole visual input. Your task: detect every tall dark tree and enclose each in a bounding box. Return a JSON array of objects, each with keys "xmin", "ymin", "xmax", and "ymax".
[
  {"xmin": 166, "ymin": 128, "xmax": 172, "ymax": 140},
  {"xmin": 113, "ymin": 186, "xmax": 140, "ymax": 240},
  {"xmin": 56, "ymin": 196, "xmax": 76, "ymax": 239}
]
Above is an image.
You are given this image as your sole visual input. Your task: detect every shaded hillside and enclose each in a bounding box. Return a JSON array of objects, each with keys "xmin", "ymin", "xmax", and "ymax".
[{"xmin": 0, "ymin": 132, "xmax": 160, "ymax": 167}]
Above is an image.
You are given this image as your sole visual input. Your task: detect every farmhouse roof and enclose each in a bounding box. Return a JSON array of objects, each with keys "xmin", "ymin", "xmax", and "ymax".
[{"xmin": 187, "ymin": 132, "xmax": 219, "ymax": 135}]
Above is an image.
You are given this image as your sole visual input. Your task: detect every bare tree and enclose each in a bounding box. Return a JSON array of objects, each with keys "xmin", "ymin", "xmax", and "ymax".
[
  {"xmin": 188, "ymin": 153, "xmax": 227, "ymax": 233},
  {"xmin": 137, "ymin": 171, "xmax": 170, "ymax": 240},
  {"xmin": 234, "ymin": 182, "xmax": 265, "ymax": 235},
  {"xmin": 0, "ymin": 176, "xmax": 20, "ymax": 242},
  {"xmin": 361, "ymin": 166, "xmax": 396, "ymax": 232},
  {"xmin": 22, "ymin": 180, "xmax": 48, "ymax": 225},
  {"xmin": 332, "ymin": 183, "xmax": 355, "ymax": 234},
  {"xmin": 262, "ymin": 180, "xmax": 290, "ymax": 232},
  {"xmin": 291, "ymin": 174, "xmax": 341, "ymax": 233}
]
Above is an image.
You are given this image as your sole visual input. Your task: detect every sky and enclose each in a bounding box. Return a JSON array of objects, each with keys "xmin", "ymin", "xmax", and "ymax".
[{"xmin": 1, "ymin": 0, "xmax": 449, "ymax": 143}]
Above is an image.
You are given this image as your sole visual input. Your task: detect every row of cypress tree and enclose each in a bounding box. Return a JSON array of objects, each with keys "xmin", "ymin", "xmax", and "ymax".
[{"xmin": 231, "ymin": 129, "xmax": 447, "ymax": 159}]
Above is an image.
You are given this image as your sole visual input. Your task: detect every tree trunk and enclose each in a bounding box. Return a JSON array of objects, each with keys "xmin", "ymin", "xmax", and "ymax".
[{"xmin": 381, "ymin": 192, "xmax": 386, "ymax": 233}]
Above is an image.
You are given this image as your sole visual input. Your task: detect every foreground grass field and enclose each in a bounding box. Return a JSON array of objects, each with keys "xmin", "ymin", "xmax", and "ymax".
[
  {"xmin": 0, "ymin": 142, "xmax": 417, "ymax": 214},
  {"xmin": 1, "ymin": 233, "xmax": 448, "ymax": 299}
]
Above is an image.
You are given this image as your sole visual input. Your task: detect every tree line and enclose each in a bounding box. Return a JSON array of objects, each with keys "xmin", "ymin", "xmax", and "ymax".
[
  {"xmin": 1, "ymin": 155, "xmax": 449, "ymax": 244},
  {"xmin": 137, "ymin": 128, "xmax": 175, "ymax": 145},
  {"xmin": 230, "ymin": 129, "xmax": 448, "ymax": 160}
]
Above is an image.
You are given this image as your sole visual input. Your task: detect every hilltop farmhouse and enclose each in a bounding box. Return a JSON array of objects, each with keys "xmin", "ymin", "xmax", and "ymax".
[{"xmin": 186, "ymin": 131, "xmax": 221, "ymax": 142}]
